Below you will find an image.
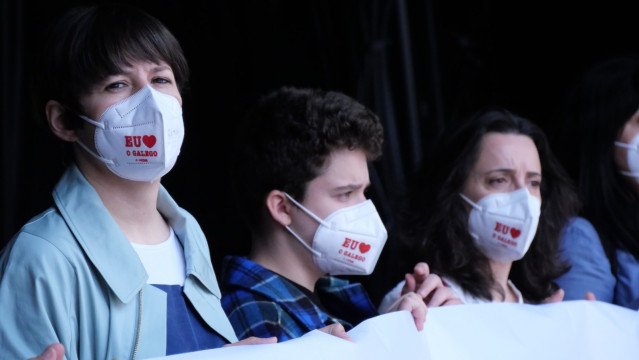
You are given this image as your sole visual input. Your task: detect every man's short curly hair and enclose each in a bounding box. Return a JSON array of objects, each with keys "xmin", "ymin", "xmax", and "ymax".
[{"xmin": 232, "ymin": 86, "xmax": 384, "ymax": 236}]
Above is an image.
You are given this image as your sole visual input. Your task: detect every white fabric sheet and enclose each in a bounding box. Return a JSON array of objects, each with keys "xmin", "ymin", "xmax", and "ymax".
[{"xmin": 147, "ymin": 300, "xmax": 639, "ymax": 360}]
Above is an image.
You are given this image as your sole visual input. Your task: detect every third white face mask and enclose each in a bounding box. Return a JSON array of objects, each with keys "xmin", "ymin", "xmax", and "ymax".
[
  {"xmin": 460, "ymin": 188, "xmax": 541, "ymax": 263},
  {"xmin": 615, "ymin": 133, "xmax": 639, "ymax": 178},
  {"xmin": 283, "ymin": 193, "xmax": 388, "ymax": 276},
  {"xmin": 76, "ymin": 85, "xmax": 184, "ymax": 182}
]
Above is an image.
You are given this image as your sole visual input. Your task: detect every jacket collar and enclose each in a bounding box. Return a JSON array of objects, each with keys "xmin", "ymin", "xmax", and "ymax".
[
  {"xmin": 53, "ymin": 164, "xmax": 220, "ymax": 303},
  {"xmin": 156, "ymin": 183, "xmax": 220, "ymax": 298}
]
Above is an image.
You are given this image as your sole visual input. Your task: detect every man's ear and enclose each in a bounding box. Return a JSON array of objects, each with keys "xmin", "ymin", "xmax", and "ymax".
[
  {"xmin": 45, "ymin": 100, "xmax": 78, "ymax": 142},
  {"xmin": 265, "ymin": 190, "xmax": 293, "ymax": 227}
]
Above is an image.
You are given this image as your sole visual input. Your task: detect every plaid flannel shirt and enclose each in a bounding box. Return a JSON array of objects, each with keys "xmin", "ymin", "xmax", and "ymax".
[{"xmin": 220, "ymin": 256, "xmax": 378, "ymax": 341}]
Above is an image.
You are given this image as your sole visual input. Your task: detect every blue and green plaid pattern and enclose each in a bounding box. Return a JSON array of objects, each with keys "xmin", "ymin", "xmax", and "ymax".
[{"xmin": 220, "ymin": 256, "xmax": 378, "ymax": 341}]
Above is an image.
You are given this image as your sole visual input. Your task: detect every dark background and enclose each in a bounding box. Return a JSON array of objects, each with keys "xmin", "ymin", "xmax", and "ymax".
[{"xmin": 2, "ymin": 0, "xmax": 638, "ymax": 304}]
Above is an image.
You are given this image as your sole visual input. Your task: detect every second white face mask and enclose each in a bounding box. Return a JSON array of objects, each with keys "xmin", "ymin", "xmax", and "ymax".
[
  {"xmin": 76, "ymin": 85, "xmax": 184, "ymax": 182},
  {"xmin": 615, "ymin": 133, "xmax": 639, "ymax": 178},
  {"xmin": 284, "ymin": 193, "xmax": 388, "ymax": 276},
  {"xmin": 460, "ymin": 188, "xmax": 541, "ymax": 263}
]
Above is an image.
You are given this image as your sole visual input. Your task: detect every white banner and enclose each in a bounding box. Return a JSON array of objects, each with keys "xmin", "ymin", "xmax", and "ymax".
[{"xmin": 147, "ymin": 300, "xmax": 639, "ymax": 360}]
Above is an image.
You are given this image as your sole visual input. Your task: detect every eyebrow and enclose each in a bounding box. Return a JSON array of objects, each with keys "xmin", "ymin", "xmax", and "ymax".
[
  {"xmin": 483, "ymin": 168, "xmax": 542, "ymax": 177},
  {"xmin": 118, "ymin": 64, "xmax": 172, "ymax": 75},
  {"xmin": 333, "ymin": 183, "xmax": 369, "ymax": 192},
  {"xmin": 150, "ymin": 65, "xmax": 172, "ymax": 73}
]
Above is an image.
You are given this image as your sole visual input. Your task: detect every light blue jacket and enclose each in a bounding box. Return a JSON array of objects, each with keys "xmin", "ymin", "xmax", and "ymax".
[
  {"xmin": 556, "ymin": 217, "xmax": 639, "ymax": 310},
  {"xmin": 0, "ymin": 165, "xmax": 237, "ymax": 359}
]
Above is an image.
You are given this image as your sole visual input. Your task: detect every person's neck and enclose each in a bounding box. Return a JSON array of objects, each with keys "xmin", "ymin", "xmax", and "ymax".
[
  {"xmin": 77, "ymin": 158, "xmax": 169, "ymax": 245},
  {"xmin": 249, "ymin": 227, "xmax": 325, "ymax": 292},
  {"xmin": 488, "ymin": 260, "xmax": 517, "ymax": 302}
]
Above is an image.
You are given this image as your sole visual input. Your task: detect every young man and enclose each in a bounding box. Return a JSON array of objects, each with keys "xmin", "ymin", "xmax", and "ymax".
[{"xmin": 221, "ymin": 87, "xmax": 458, "ymax": 342}]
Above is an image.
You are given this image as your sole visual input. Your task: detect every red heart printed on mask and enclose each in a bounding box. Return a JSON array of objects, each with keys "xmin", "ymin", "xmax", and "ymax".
[
  {"xmin": 510, "ymin": 228, "xmax": 521, "ymax": 238},
  {"xmin": 143, "ymin": 135, "xmax": 157, "ymax": 148},
  {"xmin": 359, "ymin": 242, "xmax": 371, "ymax": 253}
]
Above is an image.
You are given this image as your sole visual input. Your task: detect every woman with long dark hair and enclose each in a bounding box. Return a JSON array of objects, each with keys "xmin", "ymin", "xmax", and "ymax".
[
  {"xmin": 555, "ymin": 57, "xmax": 639, "ymax": 310},
  {"xmin": 380, "ymin": 108, "xmax": 579, "ymax": 308}
]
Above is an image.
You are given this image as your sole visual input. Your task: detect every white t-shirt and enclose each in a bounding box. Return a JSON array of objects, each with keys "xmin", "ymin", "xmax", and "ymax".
[
  {"xmin": 130, "ymin": 227, "xmax": 186, "ymax": 286},
  {"xmin": 441, "ymin": 277, "xmax": 523, "ymax": 304},
  {"xmin": 379, "ymin": 276, "xmax": 523, "ymax": 312}
]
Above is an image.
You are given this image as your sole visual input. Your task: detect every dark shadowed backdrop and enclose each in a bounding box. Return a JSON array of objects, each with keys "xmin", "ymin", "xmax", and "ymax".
[{"xmin": 2, "ymin": 0, "xmax": 638, "ymax": 303}]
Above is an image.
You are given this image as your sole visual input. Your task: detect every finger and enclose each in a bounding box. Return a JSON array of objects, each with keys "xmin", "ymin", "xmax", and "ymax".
[
  {"xmin": 409, "ymin": 263, "xmax": 430, "ymax": 288},
  {"xmin": 225, "ymin": 336, "xmax": 278, "ymax": 347},
  {"xmin": 585, "ymin": 291, "xmax": 596, "ymax": 301},
  {"xmin": 320, "ymin": 323, "xmax": 353, "ymax": 341},
  {"xmin": 412, "ymin": 262, "xmax": 430, "ymax": 279},
  {"xmin": 426, "ymin": 285, "xmax": 462, "ymax": 307},
  {"xmin": 395, "ymin": 293, "xmax": 428, "ymax": 331},
  {"xmin": 543, "ymin": 288, "xmax": 565, "ymax": 304},
  {"xmin": 30, "ymin": 343, "xmax": 65, "ymax": 360},
  {"xmin": 442, "ymin": 297, "xmax": 464, "ymax": 306},
  {"xmin": 553, "ymin": 288, "xmax": 565, "ymax": 302},
  {"xmin": 415, "ymin": 273, "xmax": 444, "ymax": 299},
  {"xmin": 402, "ymin": 273, "xmax": 417, "ymax": 294}
]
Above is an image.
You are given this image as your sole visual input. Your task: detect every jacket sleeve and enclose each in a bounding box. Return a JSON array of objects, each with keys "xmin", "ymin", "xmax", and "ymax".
[
  {"xmin": 555, "ymin": 217, "xmax": 616, "ymax": 302},
  {"xmin": 0, "ymin": 232, "xmax": 78, "ymax": 360}
]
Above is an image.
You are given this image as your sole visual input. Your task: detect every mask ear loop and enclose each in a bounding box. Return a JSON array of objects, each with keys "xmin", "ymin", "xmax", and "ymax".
[
  {"xmin": 458, "ymin": 193, "xmax": 483, "ymax": 242},
  {"xmin": 614, "ymin": 141, "xmax": 637, "ymax": 150},
  {"xmin": 78, "ymin": 114, "xmax": 105, "ymax": 129},
  {"xmin": 284, "ymin": 226, "xmax": 323, "ymax": 258},
  {"xmin": 283, "ymin": 193, "xmax": 330, "ymax": 226},
  {"xmin": 459, "ymin": 193, "xmax": 481, "ymax": 210},
  {"xmin": 283, "ymin": 193, "xmax": 324, "ymax": 258},
  {"xmin": 619, "ymin": 170, "xmax": 639, "ymax": 178}
]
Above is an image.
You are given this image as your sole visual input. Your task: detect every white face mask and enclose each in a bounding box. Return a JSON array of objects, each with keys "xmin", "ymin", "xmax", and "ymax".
[
  {"xmin": 460, "ymin": 188, "xmax": 541, "ymax": 263},
  {"xmin": 283, "ymin": 193, "xmax": 388, "ymax": 276},
  {"xmin": 615, "ymin": 133, "xmax": 639, "ymax": 178},
  {"xmin": 76, "ymin": 85, "xmax": 184, "ymax": 182}
]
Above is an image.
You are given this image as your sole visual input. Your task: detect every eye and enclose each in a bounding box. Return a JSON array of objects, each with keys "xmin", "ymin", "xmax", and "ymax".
[
  {"xmin": 105, "ymin": 81, "xmax": 126, "ymax": 91},
  {"xmin": 529, "ymin": 178, "xmax": 542, "ymax": 188},
  {"xmin": 339, "ymin": 191, "xmax": 353, "ymax": 200},
  {"xmin": 152, "ymin": 77, "xmax": 171, "ymax": 85},
  {"xmin": 488, "ymin": 177, "xmax": 508, "ymax": 185}
]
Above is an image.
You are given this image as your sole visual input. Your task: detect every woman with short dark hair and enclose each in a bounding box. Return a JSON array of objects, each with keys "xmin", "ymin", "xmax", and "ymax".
[{"xmin": 0, "ymin": 4, "xmax": 274, "ymax": 359}]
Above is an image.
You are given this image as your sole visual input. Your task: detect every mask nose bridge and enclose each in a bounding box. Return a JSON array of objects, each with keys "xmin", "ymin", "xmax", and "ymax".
[
  {"xmin": 114, "ymin": 85, "xmax": 155, "ymax": 119},
  {"xmin": 513, "ymin": 178, "xmax": 527, "ymax": 191},
  {"xmin": 80, "ymin": 85, "xmax": 155, "ymax": 128},
  {"xmin": 510, "ymin": 187, "xmax": 531, "ymax": 200}
]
